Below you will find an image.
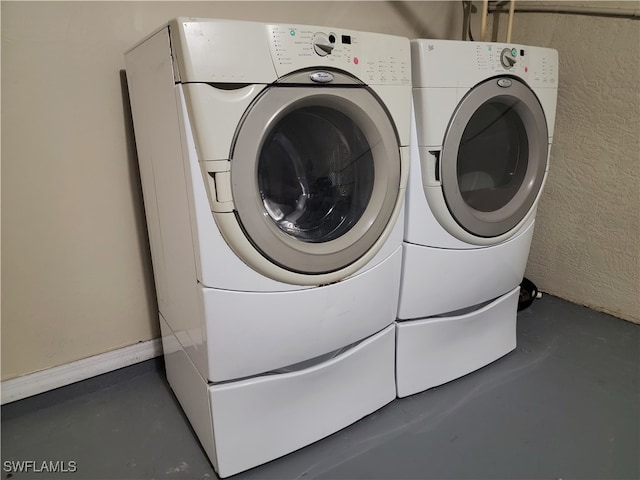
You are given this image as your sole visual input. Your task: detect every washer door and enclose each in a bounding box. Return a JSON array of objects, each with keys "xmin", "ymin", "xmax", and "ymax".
[
  {"xmin": 229, "ymin": 85, "xmax": 401, "ymax": 276},
  {"xmin": 440, "ymin": 77, "xmax": 548, "ymax": 238}
]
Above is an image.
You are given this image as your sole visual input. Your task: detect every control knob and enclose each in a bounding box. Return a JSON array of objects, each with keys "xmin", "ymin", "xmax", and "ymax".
[
  {"xmin": 313, "ymin": 33, "xmax": 335, "ymax": 57},
  {"xmin": 500, "ymin": 48, "xmax": 517, "ymax": 69}
]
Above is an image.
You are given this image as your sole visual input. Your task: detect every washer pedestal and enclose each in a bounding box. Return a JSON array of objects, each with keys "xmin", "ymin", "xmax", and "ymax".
[{"xmin": 161, "ymin": 315, "xmax": 396, "ymax": 477}]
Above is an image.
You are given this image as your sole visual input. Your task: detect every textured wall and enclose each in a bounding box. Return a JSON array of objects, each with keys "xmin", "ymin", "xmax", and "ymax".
[
  {"xmin": 499, "ymin": 8, "xmax": 639, "ymax": 323},
  {"xmin": 1, "ymin": 1, "xmax": 464, "ymax": 381}
]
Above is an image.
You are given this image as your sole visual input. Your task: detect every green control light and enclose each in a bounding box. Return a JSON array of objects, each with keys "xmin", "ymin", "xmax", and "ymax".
[{"xmin": 511, "ymin": 48, "xmax": 517, "ymax": 56}]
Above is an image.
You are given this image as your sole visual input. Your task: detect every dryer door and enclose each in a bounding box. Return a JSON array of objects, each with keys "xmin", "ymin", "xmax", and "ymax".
[
  {"xmin": 439, "ymin": 77, "xmax": 548, "ymax": 238},
  {"xmin": 226, "ymin": 85, "xmax": 401, "ymax": 277}
]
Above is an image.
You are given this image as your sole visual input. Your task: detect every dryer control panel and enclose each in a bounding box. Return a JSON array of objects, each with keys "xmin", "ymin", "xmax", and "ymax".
[
  {"xmin": 474, "ymin": 43, "xmax": 557, "ymax": 87},
  {"xmin": 268, "ymin": 24, "xmax": 410, "ymax": 86},
  {"xmin": 411, "ymin": 39, "xmax": 558, "ymax": 89}
]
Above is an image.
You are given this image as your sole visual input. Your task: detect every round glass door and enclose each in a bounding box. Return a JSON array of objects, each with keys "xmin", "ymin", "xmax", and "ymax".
[
  {"xmin": 230, "ymin": 85, "xmax": 401, "ymax": 275},
  {"xmin": 258, "ymin": 105, "xmax": 374, "ymax": 244},
  {"xmin": 441, "ymin": 77, "xmax": 548, "ymax": 238}
]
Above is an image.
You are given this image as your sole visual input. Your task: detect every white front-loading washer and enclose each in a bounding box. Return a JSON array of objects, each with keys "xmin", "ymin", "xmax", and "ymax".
[
  {"xmin": 125, "ymin": 18, "xmax": 411, "ymax": 477},
  {"xmin": 396, "ymin": 40, "xmax": 558, "ymax": 397}
]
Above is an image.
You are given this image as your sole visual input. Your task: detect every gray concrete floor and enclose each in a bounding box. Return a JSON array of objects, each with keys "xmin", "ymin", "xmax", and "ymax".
[{"xmin": 2, "ymin": 294, "xmax": 639, "ymax": 480}]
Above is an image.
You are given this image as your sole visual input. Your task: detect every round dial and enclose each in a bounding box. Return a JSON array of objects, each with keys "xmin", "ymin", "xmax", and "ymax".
[
  {"xmin": 500, "ymin": 48, "xmax": 517, "ymax": 69},
  {"xmin": 312, "ymin": 32, "xmax": 335, "ymax": 57}
]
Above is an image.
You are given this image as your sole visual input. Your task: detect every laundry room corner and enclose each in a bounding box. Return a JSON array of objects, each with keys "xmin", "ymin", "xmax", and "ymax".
[
  {"xmin": 484, "ymin": 2, "xmax": 640, "ymax": 324},
  {"xmin": 1, "ymin": 1, "xmax": 464, "ymax": 400}
]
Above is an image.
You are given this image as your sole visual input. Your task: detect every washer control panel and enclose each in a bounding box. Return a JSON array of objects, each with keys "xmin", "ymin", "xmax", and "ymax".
[{"xmin": 268, "ymin": 24, "xmax": 410, "ymax": 85}]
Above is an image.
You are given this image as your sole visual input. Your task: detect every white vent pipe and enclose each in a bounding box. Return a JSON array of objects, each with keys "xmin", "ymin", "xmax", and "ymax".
[{"xmin": 480, "ymin": 0, "xmax": 489, "ymax": 41}]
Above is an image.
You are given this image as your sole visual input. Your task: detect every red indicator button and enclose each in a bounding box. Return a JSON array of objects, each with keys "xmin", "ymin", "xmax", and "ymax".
[
  {"xmin": 353, "ymin": 57, "xmax": 359, "ymax": 65},
  {"xmin": 525, "ymin": 66, "xmax": 528, "ymax": 73}
]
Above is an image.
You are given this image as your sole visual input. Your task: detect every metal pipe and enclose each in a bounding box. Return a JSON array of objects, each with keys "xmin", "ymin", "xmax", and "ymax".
[
  {"xmin": 489, "ymin": 3, "xmax": 640, "ymax": 19},
  {"xmin": 506, "ymin": 0, "xmax": 516, "ymax": 42},
  {"xmin": 480, "ymin": 0, "xmax": 489, "ymax": 41}
]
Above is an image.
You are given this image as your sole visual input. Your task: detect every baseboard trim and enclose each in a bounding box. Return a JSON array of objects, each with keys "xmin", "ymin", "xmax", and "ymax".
[{"xmin": 1, "ymin": 339, "xmax": 163, "ymax": 405}]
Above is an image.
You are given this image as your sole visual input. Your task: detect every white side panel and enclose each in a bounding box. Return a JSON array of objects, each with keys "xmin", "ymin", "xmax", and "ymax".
[
  {"xmin": 125, "ymin": 30, "xmax": 172, "ymax": 317},
  {"xmin": 125, "ymin": 29, "xmax": 208, "ymax": 376},
  {"xmin": 398, "ymin": 222, "xmax": 533, "ymax": 320},
  {"xmin": 396, "ymin": 287, "xmax": 519, "ymax": 398},
  {"xmin": 160, "ymin": 314, "xmax": 217, "ymax": 471},
  {"xmin": 210, "ymin": 325, "xmax": 396, "ymax": 478},
  {"xmin": 204, "ymin": 247, "xmax": 402, "ymax": 382}
]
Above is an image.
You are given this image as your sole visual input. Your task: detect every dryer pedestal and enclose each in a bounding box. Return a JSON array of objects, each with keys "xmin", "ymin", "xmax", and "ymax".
[{"xmin": 395, "ymin": 286, "xmax": 519, "ymax": 398}]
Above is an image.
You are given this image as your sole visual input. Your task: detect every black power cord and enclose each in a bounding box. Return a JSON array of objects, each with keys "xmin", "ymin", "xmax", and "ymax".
[{"xmin": 518, "ymin": 277, "xmax": 542, "ymax": 311}]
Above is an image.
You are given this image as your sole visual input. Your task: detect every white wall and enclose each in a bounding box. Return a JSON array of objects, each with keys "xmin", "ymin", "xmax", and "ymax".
[{"xmin": 1, "ymin": 1, "xmax": 463, "ymax": 381}]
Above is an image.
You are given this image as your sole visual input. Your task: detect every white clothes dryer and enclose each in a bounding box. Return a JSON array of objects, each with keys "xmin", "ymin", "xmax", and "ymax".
[
  {"xmin": 396, "ymin": 40, "xmax": 558, "ymax": 397},
  {"xmin": 125, "ymin": 18, "xmax": 411, "ymax": 477}
]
